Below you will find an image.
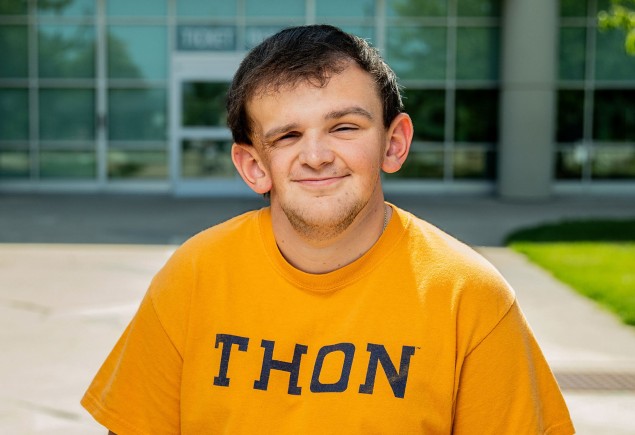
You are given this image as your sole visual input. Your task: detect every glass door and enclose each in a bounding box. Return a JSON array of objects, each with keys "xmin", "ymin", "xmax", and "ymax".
[
  {"xmin": 180, "ymin": 81, "xmax": 233, "ymax": 178},
  {"xmin": 171, "ymin": 53, "xmax": 252, "ymax": 195}
]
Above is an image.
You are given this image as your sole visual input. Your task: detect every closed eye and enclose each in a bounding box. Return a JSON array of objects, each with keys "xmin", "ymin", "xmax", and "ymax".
[
  {"xmin": 281, "ymin": 132, "xmax": 300, "ymax": 139},
  {"xmin": 332, "ymin": 125, "xmax": 359, "ymax": 133},
  {"xmin": 274, "ymin": 131, "xmax": 301, "ymax": 144}
]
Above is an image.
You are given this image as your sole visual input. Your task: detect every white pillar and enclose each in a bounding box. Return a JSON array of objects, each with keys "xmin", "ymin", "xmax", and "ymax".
[{"xmin": 498, "ymin": 0, "xmax": 558, "ymax": 199}]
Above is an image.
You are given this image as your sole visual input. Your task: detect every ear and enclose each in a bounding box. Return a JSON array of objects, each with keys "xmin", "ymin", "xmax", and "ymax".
[
  {"xmin": 382, "ymin": 113, "xmax": 414, "ymax": 174},
  {"xmin": 231, "ymin": 143, "xmax": 272, "ymax": 194}
]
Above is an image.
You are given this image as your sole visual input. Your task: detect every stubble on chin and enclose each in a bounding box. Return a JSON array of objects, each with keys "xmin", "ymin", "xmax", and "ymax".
[{"xmin": 281, "ymin": 199, "xmax": 366, "ymax": 241}]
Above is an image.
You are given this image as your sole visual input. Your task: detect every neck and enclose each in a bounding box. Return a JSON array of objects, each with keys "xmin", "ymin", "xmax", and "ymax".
[{"xmin": 271, "ymin": 200, "xmax": 390, "ymax": 274}]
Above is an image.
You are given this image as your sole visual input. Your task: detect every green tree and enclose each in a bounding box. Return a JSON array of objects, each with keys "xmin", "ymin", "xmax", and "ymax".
[{"xmin": 598, "ymin": 0, "xmax": 635, "ymax": 55}]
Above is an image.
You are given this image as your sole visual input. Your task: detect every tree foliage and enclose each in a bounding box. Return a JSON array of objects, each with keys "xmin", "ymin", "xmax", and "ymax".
[{"xmin": 598, "ymin": 0, "xmax": 635, "ymax": 55}]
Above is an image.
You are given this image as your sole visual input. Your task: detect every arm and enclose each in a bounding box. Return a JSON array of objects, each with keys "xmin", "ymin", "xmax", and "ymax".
[
  {"xmin": 82, "ymin": 242, "xmax": 197, "ymax": 434},
  {"xmin": 452, "ymin": 302, "xmax": 574, "ymax": 434},
  {"xmin": 81, "ymin": 291, "xmax": 183, "ymax": 434}
]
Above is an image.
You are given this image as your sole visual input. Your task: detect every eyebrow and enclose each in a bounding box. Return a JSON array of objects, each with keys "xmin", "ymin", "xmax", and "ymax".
[{"xmin": 325, "ymin": 106, "xmax": 374, "ymax": 121}]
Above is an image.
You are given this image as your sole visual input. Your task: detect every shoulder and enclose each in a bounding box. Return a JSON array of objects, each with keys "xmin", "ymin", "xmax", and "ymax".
[
  {"xmin": 396, "ymin": 207, "xmax": 513, "ymax": 296},
  {"xmin": 143, "ymin": 208, "xmax": 265, "ymax": 341},
  {"xmin": 394, "ymin": 206, "xmax": 516, "ymax": 347},
  {"xmin": 151, "ymin": 208, "xmax": 262, "ymax": 280},
  {"xmin": 152, "ymin": 207, "xmax": 266, "ymax": 290},
  {"xmin": 179, "ymin": 207, "xmax": 265, "ymax": 256}
]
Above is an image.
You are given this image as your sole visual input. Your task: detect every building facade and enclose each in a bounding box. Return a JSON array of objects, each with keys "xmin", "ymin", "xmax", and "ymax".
[{"xmin": 0, "ymin": 0, "xmax": 633, "ymax": 197}]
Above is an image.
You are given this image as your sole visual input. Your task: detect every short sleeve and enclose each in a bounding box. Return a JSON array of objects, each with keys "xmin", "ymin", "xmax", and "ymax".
[
  {"xmin": 81, "ymin": 292, "xmax": 183, "ymax": 435},
  {"xmin": 452, "ymin": 302, "xmax": 575, "ymax": 435}
]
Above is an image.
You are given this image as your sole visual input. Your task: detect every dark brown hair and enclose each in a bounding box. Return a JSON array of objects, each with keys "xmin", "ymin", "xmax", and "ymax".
[{"xmin": 226, "ymin": 24, "xmax": 403, "ymax": 145}]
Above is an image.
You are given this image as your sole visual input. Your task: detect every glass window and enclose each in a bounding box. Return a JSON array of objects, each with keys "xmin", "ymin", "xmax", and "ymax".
[
  {"xmin": 0, "ymin": 0, "xmax": 28, "ymax": 15},
  {"xmin": 245, "ymin": 0, "xmax": 304, "ymax": 17},
  {"xmin": 40, "ymin": 150, "xmax": 96, "ymax": 179},
  {"xmin": 560, "ymin": 0, "xmax": 587, "ymax": 17},
  {"xmin": 39, "ymin": 89, "xmax": 95, "ymax": 140},
  {"xmin": 455, "ymin": 90, "xmax": 499, "ymax": 142},
  {"xmin": 108, "ymin": 88, "xmax": 167, "ymax": 140},
  {"xmin": 181, "ymin": 140, "xmax": 235, "ymax": 178},
  {"xmin": 555, "ymin": 147, "xmax": 584, "ymax": 179},
  {"xmin": 453, "ymin": 148, "xmax": 496, "ymax": 179},
  {"xmin": 592, "ymin": 146, "xmax": 635, "ymax": 179},
  {"xmin": 177, "ymin": 0, "xmax": 236, "ymax": 18},
  {"xmin": 386, "ymin": 26, "xmax": 446, "ymax": 81},
  {"xmin": 38, "ymin": 25, "xmax": 95, "ymax": 78},
  {"xmin": 456, "ymin": 27, "xmax": 500, "ymax": 81},
  {"xmin": 559, "ymin": 27, "xmax": 586, "ymax": 81},
  {"xmin": 0, "ymin": 89, "xmax": 29, "ymax": 140},
  {"xmin": 457, "ymin": 0, "xmax": 501, "ymax": 17},
  {"xmin": 595, "ymin": 29, "xmax": 635, "ymax": 81},
  {"xmin": 37, "ymin": 0, "xmax": 95, "ymax": 17},
  {"xmin": 0, "ymin": 26, "xmax": 28, "ymax": 78},
  {"xmin": 556, "ymin": 90, "xmax": 585, "ymax": 143},
  {"xmin": 386, "ymin": 148, "xmax": 444, "ymax": 179},
  {"xmin": 108, "ymin": 26, "xmax": 167, "ymax": 80},
  {"xmin": 386, "ymin": 0, "xmax": 446, "ymax": 17},
  {"xmin": 594, "ymin": 90, "xmax": 635, "ymax": 142},
  {"xmin": 107, "ymin": 0, "xmax": 167, "ymax": 17},
  {"xmin": 402, "ymin": 89, "xmax": 445, "ymax": 141},
  {"xmin": 317, "ymin": 0, "xmax": 375, "ymax": 18},
  {"xmin": 0, "ymin": 148, "xmax": 29, "ymax": 179},
  {"xmin": 182, "ymin": 82, "xmax": 229, "ymax": 127},
  {"xmin": 108, "ymin": 149, "xmax": 167, "ymax": 179}
]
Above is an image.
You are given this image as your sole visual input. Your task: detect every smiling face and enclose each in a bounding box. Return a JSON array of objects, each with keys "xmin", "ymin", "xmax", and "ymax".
[{"xmin": 232, "ymin": 62, "xmax": 411, "ymax": 243}]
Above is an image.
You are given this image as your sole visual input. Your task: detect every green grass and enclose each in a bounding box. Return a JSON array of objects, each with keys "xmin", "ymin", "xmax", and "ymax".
[{"xmin": 506, "ymin": 219, "xmax": 635, "ymax": 327}]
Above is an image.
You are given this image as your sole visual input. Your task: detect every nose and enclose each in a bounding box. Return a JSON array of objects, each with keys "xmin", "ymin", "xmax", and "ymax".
[{"xmin": 298, "ymin": 132, "xmax": 335, "ymax": 168}]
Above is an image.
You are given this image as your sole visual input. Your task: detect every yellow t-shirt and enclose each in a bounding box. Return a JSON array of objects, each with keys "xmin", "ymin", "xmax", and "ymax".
[{"xmin": 82, "ymin": 205, "xmax": 575, "ymax": 435}]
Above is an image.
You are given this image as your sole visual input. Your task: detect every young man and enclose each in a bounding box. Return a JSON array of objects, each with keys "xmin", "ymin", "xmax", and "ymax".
[{"xmin": 82, "ymin": 25, "xmax": 575, "ymax": 434}]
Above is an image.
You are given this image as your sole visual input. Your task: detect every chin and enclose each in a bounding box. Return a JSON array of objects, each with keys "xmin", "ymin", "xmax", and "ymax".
[{"xmin": 282, "ymin": 198, "xmax": 366, "ymax": 238}]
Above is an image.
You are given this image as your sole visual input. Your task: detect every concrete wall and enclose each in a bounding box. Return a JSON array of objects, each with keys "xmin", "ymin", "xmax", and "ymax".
[{"xmin": 498, "ymin": 0, "xmax": 558, "ymax": 199}]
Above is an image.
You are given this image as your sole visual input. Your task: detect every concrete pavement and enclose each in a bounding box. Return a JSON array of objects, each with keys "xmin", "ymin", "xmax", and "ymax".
[{"xmin": 1, "ymin": 193, "xmax": 634, "ymax": 434}]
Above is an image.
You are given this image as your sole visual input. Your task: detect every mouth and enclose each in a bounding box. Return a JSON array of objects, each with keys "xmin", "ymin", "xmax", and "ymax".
[{"xmin": 293, "ymin": 175, "xmax": 349, "ymax": 187}]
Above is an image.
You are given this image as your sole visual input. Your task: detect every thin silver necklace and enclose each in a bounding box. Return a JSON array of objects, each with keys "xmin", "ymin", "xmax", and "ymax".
[{"xmin": 383, "ymin": 205, "xmax": 389, "ymax": 232}]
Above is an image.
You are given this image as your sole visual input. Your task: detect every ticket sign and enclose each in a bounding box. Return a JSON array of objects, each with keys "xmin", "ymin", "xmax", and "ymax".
[{"xmin": 177, "ymin": 25, "xmax": 236, "ymax": 51}]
